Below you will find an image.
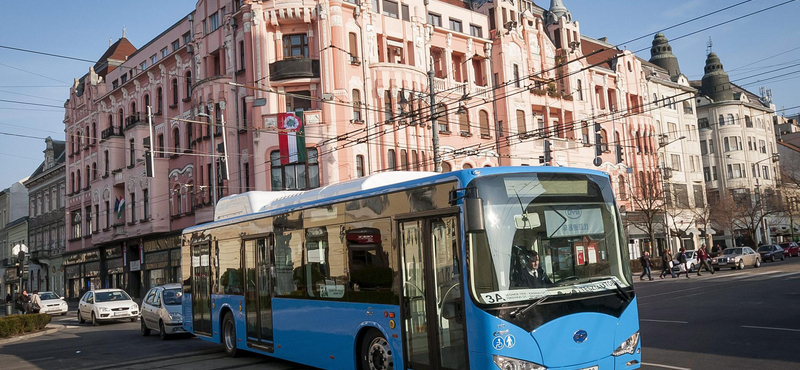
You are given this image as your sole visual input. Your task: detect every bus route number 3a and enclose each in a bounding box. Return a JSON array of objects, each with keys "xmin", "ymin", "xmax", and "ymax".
[{"xmin": 483, "ymin": 293, "xmax": 506, "ymax": 304}]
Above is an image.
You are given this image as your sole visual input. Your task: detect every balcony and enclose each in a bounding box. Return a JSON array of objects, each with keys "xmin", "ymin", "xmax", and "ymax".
[
  {"xmin": 101, "ymin": 126, "xmax": 124, "ymax": 140},
  {"xmin": 269, "ymin": 58, "xmax": 320, "ymax": 81},
  {"xmin": 124, "ymin": 112, "xmax": 142, "ymax": 130},
  {"xmin": 31, "ymin": 249, "xmax": 52, "ymax": 262}
]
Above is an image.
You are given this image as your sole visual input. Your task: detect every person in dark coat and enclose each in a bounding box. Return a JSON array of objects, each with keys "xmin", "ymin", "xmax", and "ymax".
[
  {"xmin": 639, "ymin": 252, "xmax": 653, "ymax": 281},
  {"xmin": 696, "ymin": 245, "xmax": 714, "ymax": 276},
  {"xmin": 660, "ymin": 248, "xmax": 676, "ymax": 279},
  {"xmin": 676, "ymin": 247, "xmax": 690, "ymax": 279},
  {"xmin": 515, "ymin": 250, "xmax": 552, "ymax": 288}
]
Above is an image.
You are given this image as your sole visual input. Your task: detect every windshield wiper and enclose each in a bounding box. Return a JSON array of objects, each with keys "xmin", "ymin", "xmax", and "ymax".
[
  {"xmin": 510, "ymin": 295, "xmax": 549, "ymax": 319},
  {"xmin": 612, "ymin": 280, "xmax": 631, "ymax": 302}
]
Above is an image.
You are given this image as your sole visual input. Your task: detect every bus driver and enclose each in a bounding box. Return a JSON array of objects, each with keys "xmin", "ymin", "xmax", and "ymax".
[{"xmin": 515, "ymin": 250, "xmax": 552, "ymax": 288}]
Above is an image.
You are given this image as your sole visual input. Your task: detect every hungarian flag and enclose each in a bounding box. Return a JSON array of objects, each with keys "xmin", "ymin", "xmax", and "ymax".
[
  {"xmin": 278, "ymin": 111, "xmax": 306, "ymax": 165},
  {"xmin": 117, "ymin": 196, "xmax": 126, "ymax": 219}
]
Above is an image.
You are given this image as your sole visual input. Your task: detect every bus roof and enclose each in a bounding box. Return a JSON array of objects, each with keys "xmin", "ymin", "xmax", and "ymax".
[{"xmin": 185, "ymin": 166, "xmax": 609, "ymax": 234}]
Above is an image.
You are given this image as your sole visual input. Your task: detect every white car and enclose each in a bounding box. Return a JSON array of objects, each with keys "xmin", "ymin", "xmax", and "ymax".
[
  {"xmin": 77, "ymin": 289, "xmax": 140, "ymax": 325},
  {"xmin": 672, "ymin": 250, "xmax": 699, "ymax": 272},
  {"xmin": 37, "ymin": 291, "xmax": 69, "ymax": 315},
  {"xmin": 140, "ymin": 283, "xmax": 186, "ymax": 339}
]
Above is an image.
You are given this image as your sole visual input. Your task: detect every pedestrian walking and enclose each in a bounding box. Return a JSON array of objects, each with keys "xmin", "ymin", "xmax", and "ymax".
[
  {"xmin": 696, "ymin": 245, "xmax": 715, "ymax": 276},
  {"xmin": 710, "ymin": 244, "xmax": 722, "ymax": 258},
  {"xmin": 660, "ymin": 248, "xmax": 677, "ymax": 278},
  {"xmin": 30, "ymin": 290, "xmax": 42, "ymax": 314},
  {"xmin": 17, "ymin": 290, "xmax": 31, "ymax": 314},
  {"xmin": 677, "ymin": 247, "xmax": 690, "ymax": 279},
  {"xmin": 639, "ymin": 252, "xmax": 653, "ymax": 281}
]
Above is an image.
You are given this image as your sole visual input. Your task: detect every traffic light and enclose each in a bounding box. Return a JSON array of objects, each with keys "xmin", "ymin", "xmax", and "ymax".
[
  {"xmin": 544, "ymin": 140, "xmax": 552, "ymax": 166},
  {"xmin": 616, "ymin": 143, "xmax": 624, "ymax": 164},
  {"xmin": 16, "ymin": 251, "xmax": 25, "ymax": 277}
]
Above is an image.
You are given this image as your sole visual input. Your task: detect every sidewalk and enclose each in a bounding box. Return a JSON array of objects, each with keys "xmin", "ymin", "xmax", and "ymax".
[{"xmin": 0, "ymin": 301, "xmax": 78, "ymax": 317}]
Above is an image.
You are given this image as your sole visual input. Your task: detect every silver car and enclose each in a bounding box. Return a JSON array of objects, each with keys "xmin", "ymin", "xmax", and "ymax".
[
  {"xmin": 712, "ymin": 247, "xmax": 761, "ymax": 270},
  {"xmin": 140, "ymin": 283, "xmax": 185, "ymax": 339}
]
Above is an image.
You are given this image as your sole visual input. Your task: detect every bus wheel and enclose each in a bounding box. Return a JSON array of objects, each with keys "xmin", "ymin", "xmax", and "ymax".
[
  {"xmin": 222, "ymin": 312, "xmax": 239, "ymax": 357},
  {"xmin": 360, "ymin": 329, "xmax": 393, "ymax": 370}
]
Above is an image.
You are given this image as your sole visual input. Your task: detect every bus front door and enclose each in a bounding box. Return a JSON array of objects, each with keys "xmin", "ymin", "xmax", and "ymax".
[
  {"xmin": 191, "ymin": 242, "xmax": 212, "ymax": 336},
  {"xmin": 400, "ymin": 216, "xmax": 467, "ymax": 370},
  {"xmin": 243, "ymin": 237, "xmax": 274, "ymax": 349}
]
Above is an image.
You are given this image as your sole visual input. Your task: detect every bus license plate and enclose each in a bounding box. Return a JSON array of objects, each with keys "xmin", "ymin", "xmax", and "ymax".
[{"xmin": 578, "ymin": 366, "xmax": 598, "ymax": 370}]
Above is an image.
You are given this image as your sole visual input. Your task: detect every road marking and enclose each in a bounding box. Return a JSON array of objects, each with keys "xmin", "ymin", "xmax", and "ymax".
[
  {"xmin": 29, "ymin": 357, "xmax": 55, "ymax": 362},
  {"xmin": 729, "ymin": 271, "xmax": 782, "ymax": 280},
  {"xmin": 641, "ymin": 362, "xmax": 691, "ymax": 370},
  {"xmin": 741, "ymin": 325, "xmax": 800, "ymax": 332},
  {"xmin": 640, "ymin": 319, "xmax": 688, "ymax": 324}
]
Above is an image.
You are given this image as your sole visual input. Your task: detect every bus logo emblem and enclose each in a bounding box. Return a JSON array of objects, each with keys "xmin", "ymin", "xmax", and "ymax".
[
  {"xmin": 573, "ymin": 330, "xmax": 588, "ymax": 343},
  {"xmin": 566, "ymin": 207, "xmax": 582, "ymax": 219}
]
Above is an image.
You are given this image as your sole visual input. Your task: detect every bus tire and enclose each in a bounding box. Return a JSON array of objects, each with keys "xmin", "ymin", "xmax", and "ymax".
[
  {"xmin": 222, "ymin": 312, "xmax": 239, "ymax": 357},
  {"xmin": 360, "ymin": 329, "xmax": 393, "ymax": 370}
]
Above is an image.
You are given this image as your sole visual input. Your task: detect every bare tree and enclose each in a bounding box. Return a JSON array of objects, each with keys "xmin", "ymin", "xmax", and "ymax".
[
  {"xmin": 729, "ymin": 189, "xmax": 775, "ymax": 248},
  {"xmin": 691, "ymin": 203, "xmax": 714, "ymax": 248},
  {"xmin": 665, "ymin": 205, "xmax": 694, "ymax": 250},
  {"xmin": 628, "ymin": 178, "xmax": 665, "ymax": 255},
  {"xmin": 773, "ymin": 168, "xmax": 800, "ymax": 241},
  {"xmin": 709, "ymin": 195, "xmax": 738, "ymax": 248}
]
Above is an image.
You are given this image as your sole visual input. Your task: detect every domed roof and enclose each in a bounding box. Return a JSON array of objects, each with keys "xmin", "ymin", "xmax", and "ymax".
[
  {"xmin": 546, "ymin": 0, "xmax": 572, "ymax": 25},
  {"xmin": 701, "ymin": 52, "xmax": 733, "ymax": 102},
  {"xmin": 648, "ymin": 33, "xmax": 681, "ymax": 79}
]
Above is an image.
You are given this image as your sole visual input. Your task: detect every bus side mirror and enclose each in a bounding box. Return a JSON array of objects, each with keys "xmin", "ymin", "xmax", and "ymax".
[{"xmin": 465, "ymin": 197, "xmax": 485, "ymax": 233}]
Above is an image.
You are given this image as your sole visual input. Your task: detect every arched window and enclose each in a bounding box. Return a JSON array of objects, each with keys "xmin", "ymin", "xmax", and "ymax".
[
  {"xmin": 600, "ymin": 129, "xmax": 609, "ymax": 151},
  {"xmin": 76, "ymin": 169, "xmax": 81, "ymax": 190},
  {"xmin": 104, "ymin": 150, "xmax": 109, "ymax": 176},
  {"xmin": 349, "ymin": 32, "xmax": 359, "ymax": 61},
  {"xmin": 479, "ymin": 110, "xmax": 490, "ymax": 137},
  {"xmin": 516, "ymin": 109, "xmax": 526, "ymax": 135},
  {"xmin": 143, "ymin": 94, "xmax": 150, "ymax": 112},
  {"xmin": 171, "ymin": 78, "xmax": 178, "ymax": 106},
  {"xmin": 173, "ymin": 185, "xmax": 183, "ymax": 215},
  {"xmin": 463, "ymin": 163, "xmax": 473, "ymax": 169},
  {"xmin": 107, "ymin": 114, "xmax": 113, "ymax": 130},
  {"xmin": 653, "ymin": 93, "xmax": 658, "ymax": 106},
  {"xmin": 441, "ymin": 162, "xmax": 452, "ymax": 173},
  {"xmin": 718, "ymin": 115, "xmax": 725, "ymax": 126},
  {"xmin": 635, "ymin": 132, "xmax": 642, "ymax": 153},
  {"xmin": 173, "ymin": 127, "xmax": 181, "ymax": 152},
  {"xmin": 438, "ymin": 103, "xmax": 449, "ymax": 132},
  {"xmin": 85, "ymin": 126, "xmax": 90, "ymax": 146},
  {"xmin": 459, "ymin": 109, "xmax": 470, "ymax": 133},
  {"xmin": 726, "ymin": 114, "xmax": 734, "ymax": 126},
  {"xmin": 185, "ymin": 71, "xmax": 192, "ymax": 98},
  {"xmin": 576, "ymin": 79, "xmax": 583, "ymax": 101},
  {"xmin": 239, "ymin": 40, "xmax": 245, "ymax": 70},
  {"xmin": 91, "ymin": 122, "xmax": 97, "ymax": 144},
  {"xmin": 356, "ymin": 155, "xmax": 365, "ymax": 177},
  {"xmin": 92, "ymin": 162, "xmax": 97, "ymax": 180},
  {"xmin": 384, "ymin": 90, "xmax": 393, "ymax": 121},
  {"xmin": 351, "ymin": 89, "xmax": 362, "ymax": 122},
  {"xmin": 156, "ymin": 87, "xmax": 163, "ymax": 113},
  {"xmin": 187, "ymin": 122, "xmax": 194, "ymax": 149},
  {"xmin": 618, "ymin": 175, "xmax": 627, "ymax": 200},
  {"xmin": 85, "ymin": 165, "xmax": 90, "ymax": 187},
  {"xmin": 70, "ymin": 172, "xmax": 75, "ymax": 193}
]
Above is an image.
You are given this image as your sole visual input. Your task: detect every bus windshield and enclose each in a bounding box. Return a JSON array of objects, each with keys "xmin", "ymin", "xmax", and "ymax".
[{"xmin": 468, "ymin": 172, "xmax": 632, "ymax": 305}]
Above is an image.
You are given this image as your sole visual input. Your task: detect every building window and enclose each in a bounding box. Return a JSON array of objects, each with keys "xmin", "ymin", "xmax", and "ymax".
[
  {"xmin": 600, "ymin": 129, "xmax": 609, "ymax": 152},
  {"xmin": 283, "ymin": 34, "xmax": 309, "ymax": 59},
  {"xmin": 209, "ymin": 12, "xmax": 220, "ymax": 32},
  {"xmin": 270, "ymin": 149, "xmax": 320, "ymax": 190},
  {"xmin": 157, "ymin": 134, "xmax": 165, "ymax": 158},
  {"xmin": 427, "ymin": 12, "xmax": 442, "ymax": 27},
  {"xmin": 185, "ymin": 71, "xmax": 192, "ymax": 98},
  {"xmin": 173, "ymin": 127, "xmax": 181, "ymax": 153},
  {"xmin": 239, "ymin": 40, "xmax": 245, "ymax": 70},
  {"xmin": 513, "ymin": 64, "xmax": 520, "ymax": 87},
  {"xmin": 387, "ymin": 149, "xmax": 396, "ymax": 170},
  {"xmin": 143, "ymin": 189, "xmax": 149, "ymax": 219},
  {"xmin": 402, "ymin": 4, "xmax": 410, "ymax": 21},
  {"xmin": 349, "ymin": 32, "xmax": 359, "ymax": 63},
  {"xmin": 356, "ymin": 155, "xmax": 365, "ymax": 177},
  {"xmin": 671, "ymin": 154, "xmax": 682, "ymax": 171},
  {"xmin": 171, "ymin": 79, "xmax": 178, "ymax": 106},
  {"xmin": 727, "ymin": 164, "xmax": 743, "ymax": 179},
  {"xmin": 459, "ymin": 110, "xmax": 470, "ymax": 133},
  {"xmin": 71, "ymin": 210, "xmax": 81, "ymax": 239},
  {"xmin": 763, "ymin": 165, "xmax": 770, "ymax": 179},
  {"xmin": 140, "ymin": 61, "xmax": 147, "ymax": 71},
  {"xmin": 703, "ymin": 167, "xmax": 711, "ymax": 182},
  {"xmin": 85, "ymin": 206, "xmax": 93, "ymax": 235},
  {"xmin": 352, "ymin": 90, "xmax": 362, "ymax": 122},
  {"xmin": 382, "ymin": 0, "xmax": 398, "ymax": 18},
  {"xmin": 437, "ymin": 103, "xmax": 449, "ymax": 132},
  {"xmin": 151, "ymin": 54, "xmax": 158, "ymax": 65},
  {"xmin": 400, "ymin": 149, "xmax": 408, "ymax": 170},
  {"xmin": 172, "ymin": 40, "xmax": 180, "ymax": 52},
  {"xmin": 183, "ymin": 32, "xmax": 191, "ymax": 45},
  {"xmin": 450, "ymin": 18, "xmax": 463, "ymax": 33},
  {"xmin": 129, "ymin": 138, "xmax": 135, "ymax": 166},
  {"xmin": 516, "ymin": 109, "xmax": 526, "ymax": 135},
  {"xmin": 470, "ymin": 24, "xmax": 483, "ymax": 38},
  {"xmin": 479, "ymin": 110, "xmax": 490, "ymax": 138},
  {"xmin": 92, "ymin": 162, "xmax": 97, "ymax": 180},
  {"xmin": 187, "ymin": 123, "xmax": 194, "ymax": 149},
  {"xmin": 130, "ymin": 192, "xmax": 136, "ymax": 221},
  {"xmin": 576, "ymin": 79, "xmax": 583, "ymax": 101},
  {"xmin": 727, "ymin": 114, "xmax": 735, "ymax": 126}
]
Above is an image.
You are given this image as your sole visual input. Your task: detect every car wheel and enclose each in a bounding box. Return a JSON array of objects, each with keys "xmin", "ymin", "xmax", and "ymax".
[
  {"xmin": 222, "ymin": 312, "xmax": 239, "ymax": 357},
  {"xmin": 755, "ymin": 258, "xmax": 761, "ymax": 268},
  {"xmin": 360, "ymin": 329, "xmax": 393, "ymax": 370},
  {"xmin": 781, "ymin": 255, "xmax": 785, "ymax": 261},
  {"xmin": 77, "ymin": 311, "xmax": 85, "ymax": 324},
  {"xmin": 159, "ymin": 321, "xmax": 168, "ymax": 340},
  {"xmin": 61, "ymin": 312, "xmax": 67, "ymax": 316},
  {"xmin": 131, "ymin": 316, "xmax": 138, "ymax": 322},
  {"xmin": 690, "ymin": 263, "xmax": 695, "ymax": 273},
  {"xmin": 141, "ymin": 319, "xmax": 151, "ymax": 336},
  {"xmin": 91, "ymin": 312, "xmax": 99, "ymax": 326},
  {"xmin": 738, "ymin": 260, "xmax": 745, "ymax": 270}
]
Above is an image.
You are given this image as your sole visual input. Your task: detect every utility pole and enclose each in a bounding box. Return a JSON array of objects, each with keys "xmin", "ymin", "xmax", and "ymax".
[{"xmin": 428, "ymin": 60, "xmax": 441, "ymax": 173}]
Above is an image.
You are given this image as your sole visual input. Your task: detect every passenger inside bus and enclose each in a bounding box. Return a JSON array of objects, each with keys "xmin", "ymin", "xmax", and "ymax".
[{"xmin": 513, "ymin": 249, "xmax": 552, "ymax": 288}]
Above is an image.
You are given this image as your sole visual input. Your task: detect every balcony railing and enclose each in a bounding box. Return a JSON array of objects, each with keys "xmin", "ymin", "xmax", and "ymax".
[
  {"xmin": 101, "ymin": 126, "xmax": 124, "ymax": 140},
  {"xmin": 124, "ymin": 112, "xmax": 142, "ymax": 130},
  {"xmin": 269, "ymin": 58, "xmax": 320, "ymax": 81}
]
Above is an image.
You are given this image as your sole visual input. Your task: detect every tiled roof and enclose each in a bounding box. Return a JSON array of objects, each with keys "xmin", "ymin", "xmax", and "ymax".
[{"xmin": 581, "ymin": 37, "xmax": 619, "ymax": 70}]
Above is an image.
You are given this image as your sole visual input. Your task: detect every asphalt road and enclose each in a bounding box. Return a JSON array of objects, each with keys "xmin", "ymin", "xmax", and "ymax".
[
  {"xmin": 1, "ymin": 256, "xmax": 798, "ymax": 370},
  {"xmin": 636, "ymin": 255, "xmax": 800, "ymax": 370}
]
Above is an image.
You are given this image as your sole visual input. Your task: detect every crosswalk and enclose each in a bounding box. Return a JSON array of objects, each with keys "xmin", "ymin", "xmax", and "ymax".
[{"xmin": 640, "ymin": 269, "xmax": 800, "ymax": 284}]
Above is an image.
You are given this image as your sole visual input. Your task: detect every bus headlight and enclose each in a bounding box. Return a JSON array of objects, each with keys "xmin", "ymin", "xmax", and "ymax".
[
  {"xmin": 493, "ymin": 355, "xmax": 547, "ymax": 370},
  {"xmin": 612, "ymin": 331, "xmax": 640, "ymax": 356}
]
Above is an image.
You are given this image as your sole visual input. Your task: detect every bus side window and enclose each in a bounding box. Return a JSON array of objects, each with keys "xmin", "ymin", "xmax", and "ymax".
[
  {"xmin": 275, "ymin": 229, "xmax": 305, "ymax": 297},
  {"xmin": 305, "ymin": 225, "xmax": 347, "ymax": 299},
  {"xmin": 346, "ymin": 219, "xmax": 396, "ymax": 304}
]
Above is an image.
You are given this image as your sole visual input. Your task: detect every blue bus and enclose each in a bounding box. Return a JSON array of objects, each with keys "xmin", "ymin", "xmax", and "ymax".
[{"xmin": 181, "ymin": 167, "xmax": 641, "ymax": 370}]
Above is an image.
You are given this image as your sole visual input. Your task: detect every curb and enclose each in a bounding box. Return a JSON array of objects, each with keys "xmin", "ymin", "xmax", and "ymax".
[{"xmin": 0, "ymin": 323, "xmax": 67, "ymax": 346}]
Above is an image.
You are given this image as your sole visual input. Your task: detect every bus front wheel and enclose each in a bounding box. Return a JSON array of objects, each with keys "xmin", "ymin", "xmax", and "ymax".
[
  {"xmin": 360, "ymin": 329, "xmax": 393, "ymax": 370},
  {"xmin": 222, "ymin": 312, "xmax": 239, "ymax": 357}
]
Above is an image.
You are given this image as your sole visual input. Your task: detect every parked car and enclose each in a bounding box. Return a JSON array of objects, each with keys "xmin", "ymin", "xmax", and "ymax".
[
  {"xmin": 672, "ymin": 250, "xmax": 699, "ymax": 272},
  {"xmin": 140, "ymin": 283, "xmax": 185, "ymax": 340},
  {"xmin": 712, "ymin": 247, "xmax": 761, "ymax": 270},
  {"xmin": 757, "ymin": 245, "xmax": 785, "ymax": 262},
  {"xmin": 778, "ymin": 242, "xmax": 799, "ymax": 257},
  {"xmin": 37, "ymin": 291, "xmax": 69, "ymax": 315},
  {"xmin": 77, "ymin": 289, "xmax": 139, "ymax": 326}
]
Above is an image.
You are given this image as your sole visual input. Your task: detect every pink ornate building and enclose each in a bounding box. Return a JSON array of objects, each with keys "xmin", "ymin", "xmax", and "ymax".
[{"xmin": 63, "ymin": 0, "xmax": 658, "ymax": 299}]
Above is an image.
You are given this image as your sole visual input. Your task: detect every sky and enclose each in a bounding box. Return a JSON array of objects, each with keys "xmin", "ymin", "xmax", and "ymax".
[{"xmin": 1, "ymin": 0, "xmax": 798, "ymax": 185}]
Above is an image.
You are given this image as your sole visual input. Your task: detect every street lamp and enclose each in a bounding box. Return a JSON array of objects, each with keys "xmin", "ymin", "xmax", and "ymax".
[{"xmin": 658, "ymin": 135, "xmax": 687, "ymax": 254}]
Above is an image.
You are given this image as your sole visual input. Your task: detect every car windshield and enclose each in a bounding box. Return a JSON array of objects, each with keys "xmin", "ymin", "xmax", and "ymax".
[
  {"xmin": 163, "ymin": 288, "xmax": 182, "ymax": 305},
  {"xmin": 758, "ymin": 246, "xmax": 772, "ymax": 252},
  {"xmin": 39, "ymin": 292, "xmax": 59, "ymax": 300},
  {"xmin": 468, "ymin": 172, "xmax": 632, "ymax": 305},
  {"xmin": 723, "ymin": 248, "xmax": 742, "ymax": 255},
  {"xmin": 95, "ymin": 291, "xmax": 132, "ymax": 302}
]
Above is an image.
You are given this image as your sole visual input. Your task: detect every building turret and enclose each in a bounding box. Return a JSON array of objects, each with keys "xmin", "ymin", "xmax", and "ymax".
[
  {"xmin": 701, "ymin": 52, "xmax": 733, "ymax": 102},
  {"xmin": 546, "ymin": 0, "xmax": 572, "ymax": 25},
  {"xmin": 649, "ymin": 33, "xmax": 681, "ymax": 80}
]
